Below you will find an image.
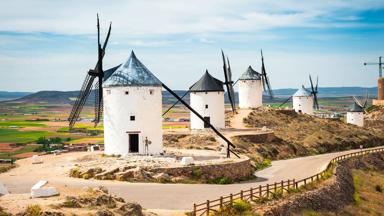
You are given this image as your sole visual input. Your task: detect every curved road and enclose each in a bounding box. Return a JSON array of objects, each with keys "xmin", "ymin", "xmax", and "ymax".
[{"xmin": 1, "ymin": 146, "xmax": 381, "ymax": 211}]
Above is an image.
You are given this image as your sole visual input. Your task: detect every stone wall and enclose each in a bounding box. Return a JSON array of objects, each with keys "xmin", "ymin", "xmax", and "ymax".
[
  {"xmin": 150, "ymin": 158, "xmax": 253, "ymax": 182},
  {"xmin": 70, "ymin": 157, "xmax": 254, "ymax": 184}
]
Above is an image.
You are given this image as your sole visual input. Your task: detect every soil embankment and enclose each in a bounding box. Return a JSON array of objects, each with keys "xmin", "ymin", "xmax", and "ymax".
[
  {"xmin": 259, "ymin": 152, "xmax": 384, "ymax": 215},
  {"xmin": 235, "ymin": 108, "xmax": 384, "ymax": 162}
]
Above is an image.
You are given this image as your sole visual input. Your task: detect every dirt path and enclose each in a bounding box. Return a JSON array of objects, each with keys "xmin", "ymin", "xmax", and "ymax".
[
  {"xmin": 230, "ymin": 109, "xmax": 253, "ymax": 129},
  {"xmin": 1, "ymin": 147, "xmax": 382, "ymax": 212}
]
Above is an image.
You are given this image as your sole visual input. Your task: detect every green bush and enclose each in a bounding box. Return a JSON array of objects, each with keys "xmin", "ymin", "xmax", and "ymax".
[
  {"xmin": 191, "ymin": 167, "xmax": 202, "ymax": 178},
  {"xmin": 255, "ymin": 159, "xmax": 271, "ymax": 170},
  {"xmin": 270, "ymin": 188, "xmax": 284, "ymax": 200},
  {"xmin": 212, "ymin": 176, "xmax": 233, "ymax": 184},
  {"xmin": 232, "ymin": 199, "xmax": 251, "ymax": 213}
]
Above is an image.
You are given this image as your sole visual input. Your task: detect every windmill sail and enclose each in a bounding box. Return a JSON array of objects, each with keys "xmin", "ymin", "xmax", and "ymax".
[
  {"xmin": 221, "ymin": 50, "xmax": 236, "ymax": 112},
  {"xmin": 68, "ymin": 15, "xmax": 112, "ymax": 130},
  {"xmin": 309, "ymin": 75, "xmax": 319, "ymax": 110},
  {"xmin": 260, "ymin": 50, "xmax": 273, "ymax": 98}
]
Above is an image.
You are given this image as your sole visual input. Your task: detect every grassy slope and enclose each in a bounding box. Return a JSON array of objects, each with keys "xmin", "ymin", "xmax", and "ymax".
[
  {"xmin": 234, "ymin": 108, "xmax": 384, "ymax": 162},
  {"xmin": 300, "ymin": 169, "xmax": 384, "ymax": 216}
]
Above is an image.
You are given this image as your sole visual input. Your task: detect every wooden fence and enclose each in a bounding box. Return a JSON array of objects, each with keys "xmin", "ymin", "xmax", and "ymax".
[{"xmin": 192, "ymin": 147, "xmax": 384, "ymax": 216}]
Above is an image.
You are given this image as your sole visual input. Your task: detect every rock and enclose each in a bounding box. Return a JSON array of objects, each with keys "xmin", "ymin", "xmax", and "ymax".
[
  {"xmin": 153, "ymin": 173, "xmax": 170, "ymax": 182},
  {"xmin": 93, "ymin": 186, "xmax": 109, "ymax": 194},
  {"xmin": 171, "ymin": 176, "xmax": 188, "ymax": 183},
  {"xmin": 42, "ymin": 212, "xmax": 65, "ymax": 216},
  {"xmin": 118, "ymin": 203, "xmax": 143, "ymax": 216},
  {"xmin": 31, "ymin": 180, "xmax": 59, "ymax": 198},
  {"xmin": 0, "ymin": 182, "xmax": 8, "ymax": 196},
  {"xmin": 95, "ymin": 209, "xmax": 114, "ymax": 216},
  {"xmin": 95, "ymin": 194, "xmax": 116, "ymax": 208},
  {"xmin": 115, "ymin": 169, "xmax": 135, "ymax": 181},
  {"xmin": 132, "ymin": 168, "xmax": 153, "ymax": 181},
  {"xmin": 180, "ymin": 157, "xmax": 194, "ymax": 166}
]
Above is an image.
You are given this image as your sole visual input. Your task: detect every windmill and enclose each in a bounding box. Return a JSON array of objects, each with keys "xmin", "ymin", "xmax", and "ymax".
[
  {"xmin": 68, "ymin": 15, "xmax": 112, "ymax": 130},
  {"xmin": 221, "ymin": 50, "xmax": 236, "ymax": 113},
  {"xmin": 352, "ymin": 92, "xmax": 369, "ymax": 112},
  {"xmin": 279, "ymin": 75, "xmax": 320, "ymax": 112},
  {"xmin": 260, "ymin": 50, "xmax": 273, "ymax": 98}
]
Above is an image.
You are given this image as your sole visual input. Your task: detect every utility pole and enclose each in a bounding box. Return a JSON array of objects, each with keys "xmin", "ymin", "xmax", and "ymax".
[{"xmin": 364, "ymin": 56, "xmax": 383, "ymax": 77}]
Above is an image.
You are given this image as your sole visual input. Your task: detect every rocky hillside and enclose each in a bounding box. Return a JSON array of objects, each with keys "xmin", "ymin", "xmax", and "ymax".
[{"xmin": 233, "ymin": 108, "xmax": 384, "ymax": 162}]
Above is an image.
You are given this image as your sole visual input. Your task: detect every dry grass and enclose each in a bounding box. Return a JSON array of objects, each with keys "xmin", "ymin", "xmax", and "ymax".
[{"xmin": 235, "ymin": 108, "xmax": 384, "ymax": 162}]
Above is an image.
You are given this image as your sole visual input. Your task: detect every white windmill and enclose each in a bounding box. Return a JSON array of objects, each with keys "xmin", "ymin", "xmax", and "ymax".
[
  {"xmin": 102, "ymin": 51, "xmax": 163, "ymax": 156},
  {"xmin": 280, "ymin": 75, "xmax": 319, "ymax": 115},
  {"xmin": 189, "ymin": 70, "xmax": 225, "ymax": 130},
  {"xmin": 346, "ymin": 95, "xmax": 367, "ymax": 127}
]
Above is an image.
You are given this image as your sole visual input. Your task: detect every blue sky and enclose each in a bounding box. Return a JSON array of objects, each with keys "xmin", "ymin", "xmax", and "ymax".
[{"xmin": 0, "ymin": 0, "xmax": 383, "ymax": 92}]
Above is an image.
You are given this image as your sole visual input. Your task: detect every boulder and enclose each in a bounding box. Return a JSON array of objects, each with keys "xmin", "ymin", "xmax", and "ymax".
[
  {"xmin": 95, "ymin": 209, "xmax": 114, "ymax": 216},
  {"xmin": 180, "ymin": 157, "xmax": 194, "ymax": 166},
  {"xmin": 153, "ymin": 173, "xmax": 170, "ymax": 182},
  {"xmin": 0, "ymin": 182, "xmax": 8, "ymax": 195},
  {"xmin": 118, "ymin": 203, "xmax": 143, "ymax": 216},
  {"xmin": 31, "ymin": 180, "xmax": 59, "ymax": 198}
]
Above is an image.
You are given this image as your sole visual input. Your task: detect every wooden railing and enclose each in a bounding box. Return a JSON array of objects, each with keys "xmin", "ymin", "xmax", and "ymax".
[{"xmin": 192, "ymin": 147, "xmax": 384, "ymax": 216}]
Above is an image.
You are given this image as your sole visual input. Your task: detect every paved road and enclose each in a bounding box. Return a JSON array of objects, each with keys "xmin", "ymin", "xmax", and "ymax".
[{"xmin": 1, "ymin": 146, "xmax": 381, "ymax": 211}]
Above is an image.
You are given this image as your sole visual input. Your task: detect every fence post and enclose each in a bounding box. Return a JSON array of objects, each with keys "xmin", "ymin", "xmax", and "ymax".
[
  {"xmin": 304, "ymin": 179, "xmax": 306, "ymax": 186},
  {"xmin": 259, "ymin": 185, "xmax": 262, "ymax": 197},
  {"xmin": 220, "ymin": 196, "xmax": 223, "ymax": 209},
  {"xmin": 193, "ymin": 204, "xmax": 196, "ymax": 216},
  {"xmin": 230, "ymin": 193, "xmax": 233, "ymax": 206},
  {"xmin": 250, "ymin": 188, "xmax": 253, "ymax": 200},
  {"xmin": 206, "ymin": 200, "xmax": 210, "ymax": 216},
  {"xmin": 316, "ymin": 174, "xmax": 319, "ymax": 181},
  {"xmin": 240, "ymin": 190, "xmax": 243, "ymax": 199},
  {"xmin": 293, "ymin": 179, "xmax": 296, "ymax": 189},
  {"xmin": 288, "ymin": 179, "xmax": 290, "ymax": 189},
  {"xmin": 274, "ymin": 182, "xmax": 277, "ymax": 193},
  {"xmin": 267, "ymin": 184, "xmax": 270, "ymax": 197}
]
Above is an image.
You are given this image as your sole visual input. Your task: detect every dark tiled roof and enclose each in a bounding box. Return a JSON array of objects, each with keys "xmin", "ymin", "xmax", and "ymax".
[{"xmin": 189, "ymin": 70, "xmax": 224, "ymax": 92}]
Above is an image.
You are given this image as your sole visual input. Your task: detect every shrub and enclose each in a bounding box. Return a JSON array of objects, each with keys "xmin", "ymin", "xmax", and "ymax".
[
  {"xmin": 270, "ymin": 188, "xmax": 284, "ymax": 200},
  {"xmin": 69, "ymin": 167, "xmax": 81, "ymax": 178},
  {"xmin": 61, "ymin": 197, "xmax": 81, "ymax": 208},
  {"xmin": 232, "ymin": 199, "xmax": 251, "ymax": 213},
  {"xmin": 25, "ymin": 205, "xmax": 42, "ymax": 216},
  {"xmin": 82, "ymin": 173, "xmax": 90, "ymax": 179},
  {"xmin": 213, "ymin": 176, "xmax": 233, "ymax": 184},
  {"xmin": 191, "ymin": 167, "xmax": 202, "ymax": 178},
  {"xmin": 255, "ymin": 159, "xmax": 271, "ymax": 170}
]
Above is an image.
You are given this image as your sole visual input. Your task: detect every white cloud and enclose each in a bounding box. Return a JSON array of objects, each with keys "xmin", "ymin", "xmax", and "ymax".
[{"xmin": 0, "ymin": 0, "xmax": 383, "ymax": 35}]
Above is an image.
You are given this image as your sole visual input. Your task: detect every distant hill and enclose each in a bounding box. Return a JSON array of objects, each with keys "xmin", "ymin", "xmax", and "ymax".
[
  {"xmin": 2, "ymin": 87, "xmax": 378, "ymax": 105},
  {"xmin": 0, "ymin": 91, "xmax": 31, "ymax": 101}
]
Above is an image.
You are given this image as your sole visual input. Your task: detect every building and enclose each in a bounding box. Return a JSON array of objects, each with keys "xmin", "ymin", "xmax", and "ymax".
[
  {"xmin": 373, "ymin": 77, "xmax": 384, "ymax": 106},
  {"xmin": 346, "ymin": 102, "xmax": 364, "ymax": 127},
  {"xmin": 189, "ymin": 70, "xmax": 225, "ymax": 130},
  {"xmin": 292, "ymin": 86, "xmax": 314, "ymax": 115},
  {"xmin": 238, "ymin": 66, "xmax": 263, "ymax": 109},
  {"xmin": 102, "ymin": 51, "xmax": 163, "ymax": 156}
]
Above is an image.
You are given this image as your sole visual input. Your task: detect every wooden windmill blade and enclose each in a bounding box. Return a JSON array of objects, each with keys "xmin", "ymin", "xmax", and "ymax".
[
  {"xmin": 68, "ymin": 14, "xmax": 112, "ymax": 130},
  {"xmin": 221, "ymin": 50, "xmax": 236, "ymax": 113}
]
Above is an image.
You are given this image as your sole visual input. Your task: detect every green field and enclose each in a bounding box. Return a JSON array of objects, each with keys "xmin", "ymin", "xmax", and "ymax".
[
  {"xmin": 0, "ymin": 128, "xmax": 52, "ymax": 143},
  {"xmin": 0, "ymin": 121, "xmax": 47, "ymax": 128},
  {"xmin": 0, "ymin": 144, "xmax": 40, "ymax": 159}
]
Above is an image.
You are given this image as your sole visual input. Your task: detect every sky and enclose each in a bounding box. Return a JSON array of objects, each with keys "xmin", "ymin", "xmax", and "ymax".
[{"xmin": 0, "ymin": 0, "xmax": 383, "ymax": 92}]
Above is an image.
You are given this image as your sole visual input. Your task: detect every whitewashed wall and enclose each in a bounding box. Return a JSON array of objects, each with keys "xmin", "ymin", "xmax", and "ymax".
[
  {"xmin": 238, "ymin": 80, "xmax": 262, "ymax": 109},
  {"xmin": 346, "ymin": 112, "xmax": 364, "ymax": 127},
  {"xmin": 103, "ymin": 86, "xmax": 163, "ymax": 156},
  {"xmin": 293, "ymin": 96, "xmax": 314, "ymax": 115},
  {"xmin": 190, "ymin": 91, "xmax": 225, "ymax": 130}
]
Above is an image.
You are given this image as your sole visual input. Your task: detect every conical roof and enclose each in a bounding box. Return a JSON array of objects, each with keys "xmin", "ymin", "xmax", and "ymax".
[
  {"xmin": 293, "ymin": 86, "xmax": 312, "ymax": 97},
  {"xmin": 103, "ymin": 64, "xmax": 121, "ymax": 82},
  {"xmin": 349, "ymin": 102, "xmax": 364, "ymax": 112},
  {"xmin": 103, "ymin": 51, "xmax": 162, "ymax": 87},
  {"xmin": 239, "ymin": 66, "xmax": 261, "ymax": 80},
  {"xmin": 189, "ymin": 70, "xmax": 224, "ymax": 92}
]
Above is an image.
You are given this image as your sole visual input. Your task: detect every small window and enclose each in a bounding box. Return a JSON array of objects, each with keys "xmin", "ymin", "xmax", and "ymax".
[
  {"xmin": 125, "ymin": 91, "xmax": 129, "ymax": 95},
  {"xmin": 149, "ymin": 89, "xmax": 154, "ymax": 95},
  {"xmin": 205, "ymin": 104, "xmax": 208, "ymax": 109},
  {"xmin": 106, "ymin": 90, "xmax": 111, "ymax": 95},
  {"xmin": 205, "ymin": 92, "xmax": 208, "ymax": 94},
  {"xmin": 130, "ymin": 116, "xmax": 135, "ymax": 121}
]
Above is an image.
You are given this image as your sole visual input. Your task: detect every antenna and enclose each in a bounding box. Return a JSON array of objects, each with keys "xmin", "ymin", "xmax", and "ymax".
[{"xmin": 364, "ymin": 56, "xmax": 383, "ymax": 77}]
